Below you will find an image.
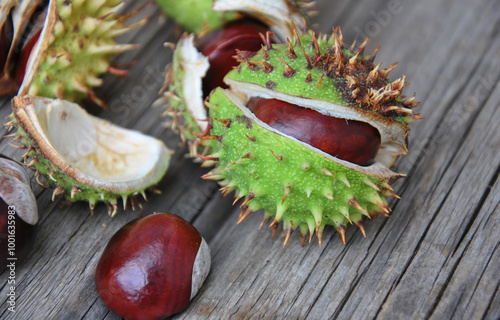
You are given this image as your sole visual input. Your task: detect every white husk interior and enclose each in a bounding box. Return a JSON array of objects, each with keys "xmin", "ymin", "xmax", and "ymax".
[
  {"xmin": 24, "ymin": 97, "xmax": 172, "ymax": 190},
  {"xmin": 213, "ymin": 0, "xmax": 305, "ymax": 40},
  {"xmin": 191, "ymin": 238, "xmax": 211, "ymax": 300},
  {"xmin": 179, "ymin": 35, "xmax": 210, "ymax": 132},
  {"xmin": 221, "ymin": 84, "xmax": 405, "ymax": 180}
]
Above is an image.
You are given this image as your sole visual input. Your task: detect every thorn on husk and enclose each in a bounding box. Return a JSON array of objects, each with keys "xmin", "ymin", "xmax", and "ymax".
[
  {"xmin": 277, "ymin": 57, "xmax": 295, "ymax": 78},
  {"xmin": 52, "ymin": 186, "xmax": 65, "ymax": 201},
  {"xmin": 287, "ymin": 38, "xmax": 297, "ymax": 59}
]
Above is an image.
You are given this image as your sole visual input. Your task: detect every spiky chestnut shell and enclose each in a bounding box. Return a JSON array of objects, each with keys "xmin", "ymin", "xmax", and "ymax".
[
  {"xmin": 157, "ymin": 34, "xmax": 211, "ymax": 158},
  {"xmin": 201, "ymin": 29, "xmax": 422, "ymax": 245},
  {"xmin": 7, "ymin": 95, "xmax": 172, "ymax": 215},
  {"xmin": 6, "ymin": 0, "xmax": 147, "ymax": 107},
  {"xmin": 156, "ymin": 1, "xmax": 309, "ymax": 158}
]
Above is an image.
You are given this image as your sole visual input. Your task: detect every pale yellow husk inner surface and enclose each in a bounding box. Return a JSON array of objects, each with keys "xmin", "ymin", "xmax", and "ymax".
[{"xmin": 20, "ymin": 96, "xmax": 171, "ymax": 190}]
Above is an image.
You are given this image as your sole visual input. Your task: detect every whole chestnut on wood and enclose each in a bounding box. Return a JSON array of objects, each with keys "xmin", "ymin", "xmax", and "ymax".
[
  {"xmin": 95, "ymin": 213, "xmax": 211, "ymax": 320},
  {"xmin": 247, "ymin": 97, "xmax": 382, "ymax": 166}
]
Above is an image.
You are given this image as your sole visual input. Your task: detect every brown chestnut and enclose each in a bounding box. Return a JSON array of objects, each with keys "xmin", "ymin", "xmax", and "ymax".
[
  {"xmin": 196, "ymin": 19, "xmax": 270, "ymax": 97},
  {"xmin": 15, "ymin": 29, "xmax": 42, "ymax": 86},
  {"xmin": 247, "ymin": 97, "xmax": 382, "ymax": 166},
  {"xmin": 0, "ymin": 20, "xmax": 11, "ymax": 75},
  {"xmin": 0, "ymin": 156, "xmax": 38, "ymax": 269},
  {"xmin": 95, "ymin": 212, "xmax": 211, "ymax": 320}
]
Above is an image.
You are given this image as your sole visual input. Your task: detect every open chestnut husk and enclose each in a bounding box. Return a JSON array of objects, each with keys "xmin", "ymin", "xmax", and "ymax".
[
  {"xmin": 1, "ymin": 0, "xmax": 147, "ymax": 108},
  {"xmin": 200, "ymin": 28, "xmax": 422, "ymax": 246},
  {"xmin": 95, "ymin": 212, "xmax": 210, "ymax": 320},
  {"xmin": 0, "ymin": 155, "xmax": 38, "ymax": 268},
  {"xmin": 155, "ymin": 1, "xmax": 310, "ymax": 158}
]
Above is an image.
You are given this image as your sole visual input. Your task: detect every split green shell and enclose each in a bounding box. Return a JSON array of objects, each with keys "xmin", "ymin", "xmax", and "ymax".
[
  {"xmin": 2, "ymin": 1, "xmax": 155, "ymax": 215},
  {"xmin": 155, "ymin": 0, "xmax": 311, "ymax": 158},
  {"xmin": 7, "ymin": 95, "xmax": 172, "ymax": 215},
  {"xmin": 159, "ymin": 34, "xmax": 211, "ymax": 158},
  {"xmin": 19, "ymin": 0, "xmax": 146, "ymax": 107},
  {"xmin": 201, "ymin": 30, "xmax": 422, "ymax": 245}
]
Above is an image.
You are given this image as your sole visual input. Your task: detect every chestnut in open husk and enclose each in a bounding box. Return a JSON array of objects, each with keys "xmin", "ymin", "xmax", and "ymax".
[
  {"xmin": 200, "ymin": 28, "xmax": 422, "ymax": 245},
  {"xmin": 95, "ymin": 212, "xmax": 210, "ymax": 320},
  {"xmin": 156, "ymin": 1, "xmax": 309, "ymax": 157},
  {"xmin": 247, "ymin": 97, "xmax": 381, "ymax": 166},
  {"xmin": 196, "ymin": 19, "xmax": 271, "ymax": 98}
]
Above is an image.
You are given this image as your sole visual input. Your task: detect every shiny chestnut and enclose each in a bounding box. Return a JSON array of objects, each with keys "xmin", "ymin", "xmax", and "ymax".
[
  {"xmin": 95, "ymin": 212, "xmax": 211, "ymax": 320},
  {"xmin": 196, "ymin": 19, "xmax": 270, "ymax": 97},
  {"xmin": 248, "ymin": 97, "xmax": 382, "ymax": 166},
  {"xmin": 15, "ymin": 29, "xmax": 42, "ymax": 86}
]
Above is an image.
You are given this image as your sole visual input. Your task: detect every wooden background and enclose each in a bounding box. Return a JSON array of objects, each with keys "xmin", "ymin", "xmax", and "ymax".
[{"xmin": 1, "ymin": 0, "xmax": 499, "ymax": 319}]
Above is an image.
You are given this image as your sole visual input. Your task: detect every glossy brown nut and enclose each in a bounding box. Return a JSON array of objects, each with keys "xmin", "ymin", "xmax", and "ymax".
[
  {"xmin": 95, "ymin": 213, "xmax": 210, "ymax": 320},
  {"xmin": 15, "ymin": 29, "xmax": 42, "ymax": 86},
  {"xmin": 196, "ymin": 19, "xmax": 270, "ymax": 97},
  {"xmin": 0, "ymin": 22, "xmax": 11, "ymax": 73},
  {"xmin": 248, "ymin": 98, "xmax": 382, "ymax": 166}
]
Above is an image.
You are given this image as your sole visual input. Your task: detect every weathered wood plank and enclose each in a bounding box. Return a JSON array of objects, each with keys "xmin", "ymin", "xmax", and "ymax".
[
  {"xmin": 178, "ymin": 0, "xmax": 500, "ymax": 319},
  {"xmin": 376, "ymin": 69, "xmax": 500, "ymax": 320},
  {"xmin": 0, "ymin": 0, "xmax": 498, "ymax": 319}
]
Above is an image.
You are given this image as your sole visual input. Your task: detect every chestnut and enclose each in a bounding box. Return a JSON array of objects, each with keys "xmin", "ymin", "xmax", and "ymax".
[
  {"xmin": 196, "ymin": 19, "xmax": 271, "ymax": 98},
  {"xmin": 0, "ymin": 19, "xmax": 11, "ymax": 75},
  {"xmin": 247, "ymin": 97, "xmax": 382, "ymax": 166},
  {"xmin": 0, "ymin": 156, "xmax": 38, "ymax": 269},
  {"xmin": 1, "ymin": 5, "xmax": 46, "ymax": 96},
  {"xmin": 95, "ymin": 212, "xmax": 211, "ymax": 320},
  {"xmin": 15, "ymin": 29, "xmax": 42, "ymax": 86}
]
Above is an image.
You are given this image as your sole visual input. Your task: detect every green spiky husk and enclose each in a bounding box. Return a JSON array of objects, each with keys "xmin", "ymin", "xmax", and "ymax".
[
  {"xmin": 227, "ymin": 31, "xmax": 421, "ymax": 126},
  {"xmin": 204, "ymin": 88, "xmax": 396, "ymax": 244},
  {"xmin": 159, "ymin": 36, "xmax": 212, "ymax": 158},
  {"xmin": 27, "ymin": 0, "xmax": 137, "ymax": 103},
  {"xmin": 199, "ymin": 28, "xmax": 422, "ymax": 245},
  {"xmin": 168, "ymin": 47, "xmax": 204, "ymax": 143},
  {"xmin": 7, "ymin": 113, "xmax": 167, "ymax": 215}
]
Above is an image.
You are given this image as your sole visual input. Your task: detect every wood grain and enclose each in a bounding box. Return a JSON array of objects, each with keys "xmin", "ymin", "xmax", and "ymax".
[{"xmin": 0, "ymin": 0, "xmax": 499, "ymax": 319}]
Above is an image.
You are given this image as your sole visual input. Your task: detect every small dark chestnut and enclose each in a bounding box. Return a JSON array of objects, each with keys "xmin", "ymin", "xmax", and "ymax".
[
  {"xmin": 95, "ymin": 212, "xmax": 211, "ymax": 320},
  {"xmin": 0, "ymin": 22, "xmax": 10, "ymax": 74},
  {"xmin": 196, "ymin": 19, "xmax": 270, "ymax": 97},
  {"xmin": 247, "ymin": 97, "xmax": 382, "ymax": 166}
]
